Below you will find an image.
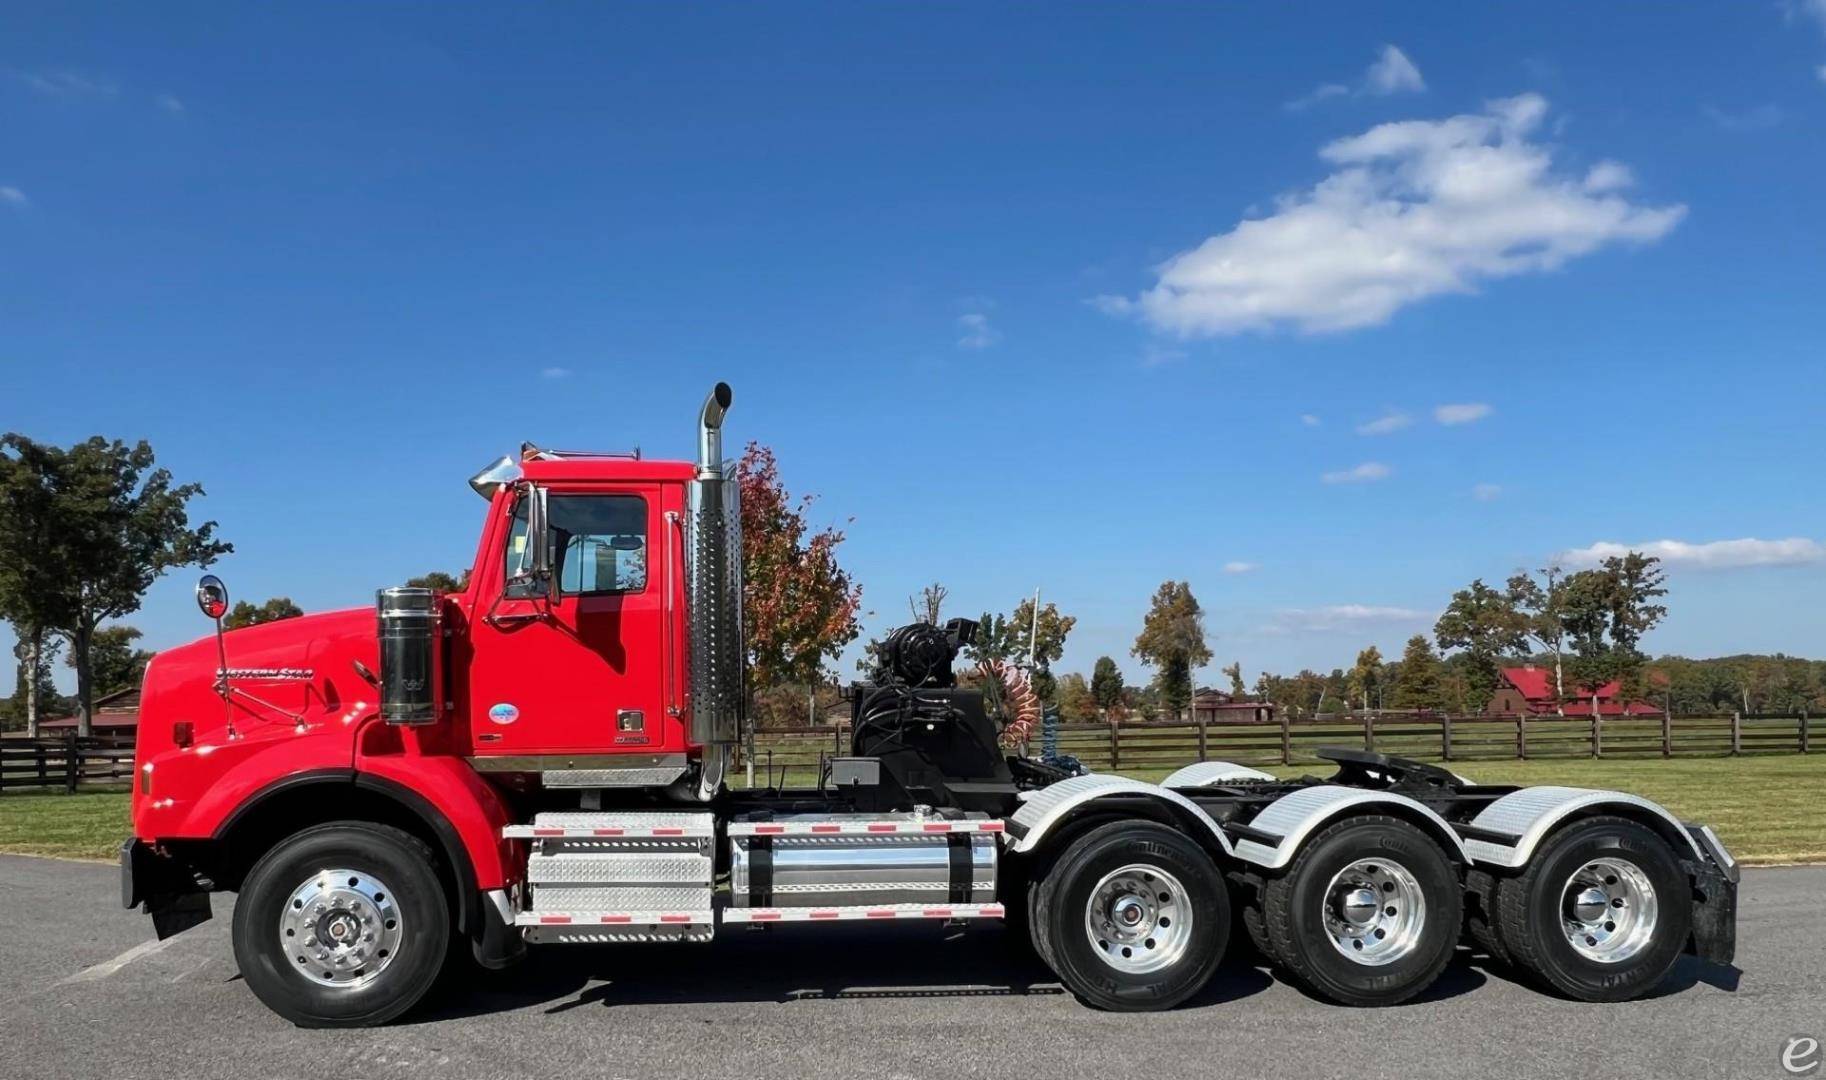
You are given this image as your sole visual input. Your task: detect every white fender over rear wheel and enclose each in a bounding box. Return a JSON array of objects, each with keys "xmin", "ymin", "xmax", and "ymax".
[
  {"xmin": 1256, "ymin": 815, "xmax": 1461, "ymax": 1007},
  {"xmin": 1490, "ymin": 815, "xmax": 1691, "ymax": 1002},
  {"xmin": 1030, "ymin": 820, "xmax": 1229, "ymax": 1011}
]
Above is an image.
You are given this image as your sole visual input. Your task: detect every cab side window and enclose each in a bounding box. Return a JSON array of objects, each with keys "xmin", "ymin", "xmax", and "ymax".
[{"xmin": 504, "ymin": 493, "xmax": 648, "ymax": 595}]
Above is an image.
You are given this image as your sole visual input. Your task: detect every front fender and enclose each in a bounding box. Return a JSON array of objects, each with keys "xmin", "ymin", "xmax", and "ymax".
[{"xmin": 354, "ymin": 751, "xmax": 518, "ymax": 891}]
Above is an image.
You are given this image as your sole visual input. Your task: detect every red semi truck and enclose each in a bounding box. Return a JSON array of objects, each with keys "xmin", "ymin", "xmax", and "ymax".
[{"xmin": 122, "ymin": 383, "xmax": 1738, "ymax": 1026}]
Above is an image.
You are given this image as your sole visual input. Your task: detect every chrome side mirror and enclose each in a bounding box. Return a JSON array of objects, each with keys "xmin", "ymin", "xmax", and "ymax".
[
  {"xmin": 196, "ymin": 575, "xmax": 230, "ymax": 621},
  {"xmin": 505, "ymin": 486, "xmax": 560, "ymax": 603}
]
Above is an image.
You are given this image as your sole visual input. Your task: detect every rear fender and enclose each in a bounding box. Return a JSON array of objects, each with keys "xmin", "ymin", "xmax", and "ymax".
[
  {"xmin": 1231, "ymin": 785, "xmax": 1471, "ymax": 870},
  {"xmin": 1459, "ymin": 786, "xmax": 1709, "ymax": 869},
  {"xmin": 1005, "ymin": 773, "xmax": 1233, "ymax": 857}
]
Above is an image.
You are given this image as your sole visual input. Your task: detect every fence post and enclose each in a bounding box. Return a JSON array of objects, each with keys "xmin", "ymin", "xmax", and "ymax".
[
  {"xmin": 1197, "ymin": 718, "xmax": 1208, "ymax": 762},
  {"xmin": 1441, "ymin": 714, "xmax": 1453, "ymax": 762},
  {"xmin": 1279, "ymin": 712, "xmax": 1292, "ymax": 766},
  {"xmin": 1516, "ymin": 716, "xmax": 1527, "ymax": 760},
  {"xmin": 1661, "ymin": 711, "xmax": 1672, "ymax": 758},
  {"xmin": 1801, "ymin": 710, "xmax": 1810, "ymax": 754},
  {"xmin": 1363, "ymin": 713, "xmax": 1374, "ymax": 752},
  {"xmin": 63, "ymin": 731, "xmax": 79, "ymax": 793},
  {"xmin": 1109, "ymin": 721, "xmax": 1120, "ymax": 771},
  {"xmin": 1591, "ymin": 714, "xmax": 1602, "ymax": 759},
  {"xmin": 1731, "ymin": 711, "xmax": 1742, "ymax": 756}
]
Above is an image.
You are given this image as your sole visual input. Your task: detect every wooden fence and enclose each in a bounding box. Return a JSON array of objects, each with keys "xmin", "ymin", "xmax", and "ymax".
[
  {"xmin": 743, "ymin": 711, "xmax": 1814, "ymax": 780},
  {"xmin": 0, "ymin": 734, "xmax": 138, "ymax": 793}
]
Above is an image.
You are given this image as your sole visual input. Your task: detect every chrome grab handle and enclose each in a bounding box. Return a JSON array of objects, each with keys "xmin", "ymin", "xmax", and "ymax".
[{"xmin": 665, "ymin": 511, "xmax": 683, "ymax": 717}]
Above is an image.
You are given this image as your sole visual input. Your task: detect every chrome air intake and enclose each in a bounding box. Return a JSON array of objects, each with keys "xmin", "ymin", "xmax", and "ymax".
[
  {"xmin": 377, "ymin": 587, "xmax": 440, "ymax": 725},
  {"xmin": 687, "ymin": 383, "xmax": 742, "ymax": 797}
]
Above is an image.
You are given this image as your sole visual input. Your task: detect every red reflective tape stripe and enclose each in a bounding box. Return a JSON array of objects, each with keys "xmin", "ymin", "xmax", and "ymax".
[
  {"xmin": 753, "ymin": 824, "xmax": 785, "ymax": 834},
  {"xmin": 979, "ymin": 822, "xmax": 1005, "ymax": 832},
  {"xmin": 865, "ymin": 909, "xmax": 896, "ymax": 918},
  {"xmin": 539, "ymin": 915, "xmax": 572, "ymax": 924},
  {"xmin": 599, "ymin": 914, "xmax": 633, "ymax": 924},
  {"xmin": 751, "ymin": 911, "xmax": 783, "ymax": 921},
  {"xmin": 592, "ymin": 828, "xmax": 624, "ymax": 836},
  {"xmin": 659, "ymin": 914, "xmax": 692, "ymax": 923},
  {"xmin": 921, "ymin": 822, "xmax": 953, "ymax": 833},
  {"xmin": 810, "ymin": 910, "xmax": 840, "ymax": 919},
  {"xmin": 866, "ymin": 823, "xmax": 898, "ymax": 833},
  {"xmin": 653, "ymin": 828, "xmax": 684, "ymax": 836},
  {"xmin": 532, "ymin": 828, "xmax": 563, "ymax": 836},
  {"xmin": 810, "ymin": 824, "xmax": 842, "ymax": 834},
  {"xmin": 982, "ymin": 905, "xmax": 1005, "ymax": 916},
  {"xmin": 922, "ymin": 908, "xmax": 953, "ymax": 918}
]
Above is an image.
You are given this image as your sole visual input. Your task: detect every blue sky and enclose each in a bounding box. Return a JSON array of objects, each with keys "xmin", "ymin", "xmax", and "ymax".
[{"xmin": 5, "ymin": 2, "xmax": 1825, "ymax": 693}]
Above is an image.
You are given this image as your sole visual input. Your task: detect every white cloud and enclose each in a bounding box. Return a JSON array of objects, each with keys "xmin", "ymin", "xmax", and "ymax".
[
  {"xmin": 1366, "ymin": 45, "xmax": 1426, "ymax": 95},
  {"xmin": 1223, "ymin": 561, "xmax": 1259, "ymax": 574},
  {"xmin": 540, "ymin": 366, "xmax": 571, "ymax": 379},
  {"xmin": 1103, "ymin": 95, "xmax": 1685, "ymax": 337},
  {"xmin": 1321, "ymin": 461, "xmax": 1391, "ymax": 484},
  {"xmin": 1300, "ymin": 413, "xmax": 1322, "ymax": 427},
  {"xmin": 1355, "ymin": 411, "xmax": 1411, "ymax": 436},
  {"xmin": 1286, "ymin": 45, "xmax": 1423, "ymax": 109},
  {"xmin": 0, "ymin": 186, "xmax": 26, "ymax": 208},
  {"xmin": 1703, "ymin": 103, "xmax": 1784, "ymax": 131},
  {"xmin": 1472, "ymin": 482, "xmax": 1502, "ymax": 501},
  {"xmin": 1264, "ymin": 604, "xmax": 1433, "ymax": 634},
  {"xmin": 1558, "ymin": 537, "xmax": 1826, "ymax": 571},
  {"xmin": 157, "ymin": 93, "xmax": 185, "ymax": 114},
  {"xmin": 12, "ymin": 69, "xmax": 117, "ymax": 99},
  {"xmin": 957, "ymin": 312, "xmax": 1000, "ymax": 349},
  {"xmin": 1434, "ymin": 402, "xmax": 1493, "ymax": 425},
  {"xmin": 1141, "ymin": 343, "xmax": 1186, "ymax": 366}
]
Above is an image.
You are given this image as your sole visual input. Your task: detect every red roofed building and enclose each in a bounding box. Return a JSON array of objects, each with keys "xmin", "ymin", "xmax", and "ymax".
[
  {"xmin": 39, "ymin": 686, "xmax": 141, "ymax": 736},
  {"xmin": 1486, "ymin": 665, "xmax": 1661, "ymax": 717}
]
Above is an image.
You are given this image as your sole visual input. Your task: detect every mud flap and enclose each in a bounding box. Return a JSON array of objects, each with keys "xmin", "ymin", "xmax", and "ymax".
[
  {"xmin": 121, "ymin": 838, "xmax": 213, "ymax": 939},
  {"xmin": 1688, "ymin": 862, "xmax": 1737, "ymax": 966}
]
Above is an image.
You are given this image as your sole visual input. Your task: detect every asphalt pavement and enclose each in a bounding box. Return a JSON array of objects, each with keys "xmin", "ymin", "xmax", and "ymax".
[{"xmin": 1, "ymin": 853, "xmax": 1818, "ymax": 1080}]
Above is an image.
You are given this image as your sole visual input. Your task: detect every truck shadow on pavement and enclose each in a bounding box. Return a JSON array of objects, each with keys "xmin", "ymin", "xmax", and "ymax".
[{"xmin": 411, "ymin": 925, "xmax": 1524, "ymax": 1022}]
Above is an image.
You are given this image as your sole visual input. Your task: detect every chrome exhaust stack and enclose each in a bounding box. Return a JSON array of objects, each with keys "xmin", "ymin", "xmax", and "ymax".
[{"xmin": 686, "ymin": 382, "xmax": 743, "ymax": 800}]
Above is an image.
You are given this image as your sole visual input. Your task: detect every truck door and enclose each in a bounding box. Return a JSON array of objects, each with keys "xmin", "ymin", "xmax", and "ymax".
[{"xmin": 466, "ymin": 484, "xmax": 682, "ymax": 758}]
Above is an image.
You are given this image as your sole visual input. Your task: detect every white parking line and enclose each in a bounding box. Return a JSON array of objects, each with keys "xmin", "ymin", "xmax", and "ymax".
[{"xmin": 59, "ymin": 936, "xmax": 180, "ymax": 984}]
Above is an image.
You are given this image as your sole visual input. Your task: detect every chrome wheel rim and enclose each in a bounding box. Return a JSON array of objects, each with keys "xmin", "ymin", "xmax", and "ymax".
[
  {"xmin": 1323, "ymin": 858, "xmax": 1426, "ymax": 966},
  {"xmin": 278, "ymin": 867, "xmax": 404, "ymax": 988},
  {"xmin": 1560, "ymin": 858, "xmax": 1657, "ymax": 963},
  {"xmin": 1083, "ymin": 863, "xmax": 1193, "ymax": 974}
]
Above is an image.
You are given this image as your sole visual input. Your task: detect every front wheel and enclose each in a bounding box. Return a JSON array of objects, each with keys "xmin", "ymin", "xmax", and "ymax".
[
  {"xmin": 1030, "ymin": 820, "xmax": 1229, "ymax": 1011},
  {"xmin": 232, "ymin": 822, "xmax": 450, "ymax": 1027}
]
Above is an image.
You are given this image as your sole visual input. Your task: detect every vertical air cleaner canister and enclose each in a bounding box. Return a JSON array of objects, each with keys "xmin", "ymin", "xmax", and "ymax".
[{"xmin": 377, "ymin": 586, "xmax": 440, "ymax": 725}]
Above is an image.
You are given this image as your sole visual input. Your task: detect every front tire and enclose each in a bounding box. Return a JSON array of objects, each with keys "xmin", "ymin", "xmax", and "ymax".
[
  {"xmin": 1491, "ymin": 815, "xmax": 1691, "ymax": 1002},
  {"xmin": 233, "ymin": 822, "xmax": 450, "ymax": 1027},
  {"xmin": 1030, "ymin": 820, "xmax": 1229, "ymax": 1011},
  {"xmin": 1259, "ymin": 815, "xmax": 1462, "ymax": 1006}
]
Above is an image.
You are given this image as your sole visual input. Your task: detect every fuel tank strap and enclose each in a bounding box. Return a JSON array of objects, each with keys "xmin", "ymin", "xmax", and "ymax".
[
  {"xmin": 748, "ymin": 838, "xmax": 773, "ymax": 907},
  {"xmin": 947, "ymin": 833, "xmax": 972, "ymax": 903}
]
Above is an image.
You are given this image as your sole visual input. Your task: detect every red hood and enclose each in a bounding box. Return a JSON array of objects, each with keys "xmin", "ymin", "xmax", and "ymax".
[{"xmin": 133, "ymin": 607, "xmax": 382, "ymax": 826}]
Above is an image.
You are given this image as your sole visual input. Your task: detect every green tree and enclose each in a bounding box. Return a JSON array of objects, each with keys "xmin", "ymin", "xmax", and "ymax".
[
  {"xmin": 0, "ymin": 440, "xmax": 72, "ymax": 737},
  {"xmin": 1132, "ymin": 581, "xmax": 1212, "ymax": 719},
  {"xmin": 908, "ymin": 582, "xmax": 947, "ymax": 625},
  {"xmin": 1221, "ymin": 661, "xmax": 1246, "ymax": 700},
  {"xmin": 4, "ymin": 635, "xmax": 64, "ymax": 732},
  {"xmin": 223, "ymin": 597, "xmax": 305, "ymax": 630},
  {"xmin": 1054, "ymin": 672, "xmax": 1096, "ymax": 721},
  {"xmin": 1090, "ymin": 656, "xmax": 1123, "ymax": 717},
  {"xmin": 70, "ymin": 625, "xmax": 153, "ymax": 695},
  {"xmin": 1346, "ymin": 645, "xmax": 1384, "ymax": 711},
  {"xmin": 1558, "ymin": 553, "xmax": 1668, "ymax": 713},
  {"xmin": 1434, "ymin": 578, "xmax": 1528, "ymax": 711},
  {"xmin": 1388, "ymin": 635, "xmax": 1445, "ymax": 710},
  {"xmin": 406, "ymin": 570, "xmax": 469, "ymax": 592},
  {"xmin": 737, "ymin": 443, "xmax": 863, "ymax": 691},
  {"xmin": 1506, "ymin": 565, "xmax": 1569, "ymax": 711},
  {"xmin": 966, "ymin": 597, "xmax": 1075, "ymax": 702},
  {"xmin": 0, "ymin": 435, "xmax": 230, "ymax": 735}
]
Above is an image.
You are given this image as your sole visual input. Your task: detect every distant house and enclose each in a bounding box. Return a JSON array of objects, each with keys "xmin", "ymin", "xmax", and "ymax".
[
  {"xmin": 1192, "ymin": 687, "xmax": 1276, "ymax": 724},
  {"xmin": 40, "ymin": 686, "xmax": 141, "ymax": 737},
  {"xmin": 1487, "ymin": 665, "xmax": 1661, "ymax": 718}
]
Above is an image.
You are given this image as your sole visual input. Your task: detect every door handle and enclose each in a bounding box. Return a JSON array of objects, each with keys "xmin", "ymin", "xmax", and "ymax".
[{"xmin": 665, "ymin": 511, "xmax": 683, "ymax": 718}]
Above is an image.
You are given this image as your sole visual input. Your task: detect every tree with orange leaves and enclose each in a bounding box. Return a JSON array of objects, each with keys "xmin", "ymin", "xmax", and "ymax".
[{"xmin": 736, "ymin": 442, "xmax": 863, "ymax": 692}]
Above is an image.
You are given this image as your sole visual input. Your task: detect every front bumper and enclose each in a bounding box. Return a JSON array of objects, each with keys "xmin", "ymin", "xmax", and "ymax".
[{"xmin": 120, "ymin": 838, "xmax": 212, "ymax": 939}]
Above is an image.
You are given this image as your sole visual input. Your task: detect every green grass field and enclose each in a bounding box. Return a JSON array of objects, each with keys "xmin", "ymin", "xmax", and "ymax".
[{"xmin": 2, "ymin": 755, "xmax": 1821, "ymax": 864}]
